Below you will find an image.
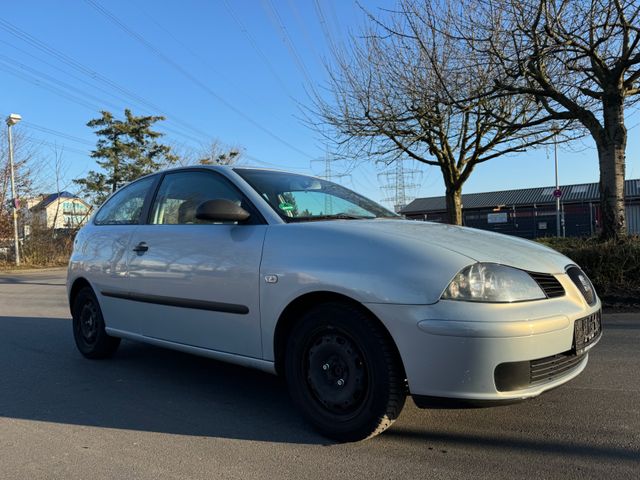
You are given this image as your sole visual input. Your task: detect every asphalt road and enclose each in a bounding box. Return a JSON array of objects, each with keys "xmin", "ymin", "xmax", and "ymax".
[{"xmin": 0, "ymin": 269, "xmax": 638, "ymax": 480}]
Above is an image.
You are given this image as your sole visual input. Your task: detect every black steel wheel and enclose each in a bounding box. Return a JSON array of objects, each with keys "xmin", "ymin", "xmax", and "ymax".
[
  {"xmin": 72, "ymin": 286, "xmax": 120, "ymax": 359},
  {"xmin": 285, "ymin": 302, "xmax": 406, "ymax": 442}
]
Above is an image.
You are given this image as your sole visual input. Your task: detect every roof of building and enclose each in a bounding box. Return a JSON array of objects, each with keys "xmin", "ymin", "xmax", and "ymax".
[
  {"xmin": 40, "ymin": 191, "xmax": 78, "ymax": 208},
  {"xmin": 28, "ymin": 191, "xmax": 84, "ymax": 211},
  {"xmin": 401, "ymin": 178, "xmax": 640, "ymax": 214}
]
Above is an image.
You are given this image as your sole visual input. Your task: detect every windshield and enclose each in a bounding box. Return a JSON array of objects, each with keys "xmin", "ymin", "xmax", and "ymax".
[{"xmin": 234, "ymin": 169, "xmax": 398, "ymax": 222}]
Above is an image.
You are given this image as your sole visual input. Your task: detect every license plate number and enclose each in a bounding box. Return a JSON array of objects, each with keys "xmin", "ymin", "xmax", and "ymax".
[{"xmin": 574, "ymin": 310, "xmax": 602, "ymax": 354}]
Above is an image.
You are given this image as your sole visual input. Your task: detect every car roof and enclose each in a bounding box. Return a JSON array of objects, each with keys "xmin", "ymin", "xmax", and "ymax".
[{"xmin": 154, "ymin": 165, "xmax": 296, "ymax": 175}]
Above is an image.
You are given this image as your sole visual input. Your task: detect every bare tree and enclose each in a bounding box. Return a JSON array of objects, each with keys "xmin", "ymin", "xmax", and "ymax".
[
  {"xmin": 197, "ymin": 141, "xmax": 243, "ymax": 166},
  {"xmin": 172, "ymin": 141, "xmax": 243, "ymax": 167},
  {"xmin": 463, "ymin": 0, "xmax": 640, "ymax": 239},
  {"xmin": 0, "ymin": 128, "xmax": 40, "ymax": 244},
  {"xmin": 315, "ymin": 0, "xmax": 558, "ymax": 224},
  {"xmin": 19, "ymin": 144, "xmax": 85, "ymax": 266},
  {"xmin": 45, "ymin": 144, "xmax": 73, "ymax": 230}
]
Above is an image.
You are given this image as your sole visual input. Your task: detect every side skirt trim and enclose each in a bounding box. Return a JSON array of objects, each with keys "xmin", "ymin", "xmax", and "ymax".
[
  {"xmin": 106, "ymin": 327, "xmax": 276, "ymax": 374},
  {"xmin": 101, "ymin": 290, "xmax": 249, "ymax": 315}
]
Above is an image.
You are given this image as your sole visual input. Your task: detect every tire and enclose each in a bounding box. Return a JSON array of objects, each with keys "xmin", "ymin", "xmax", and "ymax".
[
  {"xmin": 285, "ymin": 302, "xmax": 406, "ymax": 442},
  {"xmin": 72, "ymin": 286, "xmax": 120, "ymax": 359}
]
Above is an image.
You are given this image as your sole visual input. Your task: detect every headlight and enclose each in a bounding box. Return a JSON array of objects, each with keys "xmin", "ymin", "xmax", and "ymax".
[{"xmin": 442, "ymin": 263, "xmax": 546, "ymax": 303}]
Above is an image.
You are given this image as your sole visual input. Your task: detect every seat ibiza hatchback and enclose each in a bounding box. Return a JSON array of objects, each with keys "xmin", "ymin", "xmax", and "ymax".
[{"xmin": 68, "ymin": 166, "xmax": 602, "ymax": 441}]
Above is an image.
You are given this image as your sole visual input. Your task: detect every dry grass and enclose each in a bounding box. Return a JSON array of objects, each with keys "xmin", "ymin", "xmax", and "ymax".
[{"xmin": 0, "ymin": 228, "xmax": 74, "ymax": 268}]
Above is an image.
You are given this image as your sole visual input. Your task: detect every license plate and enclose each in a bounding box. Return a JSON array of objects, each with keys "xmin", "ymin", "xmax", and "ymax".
[{"xmin": 574, "ymin": 310, "xmax": 602, "ymax": 354}]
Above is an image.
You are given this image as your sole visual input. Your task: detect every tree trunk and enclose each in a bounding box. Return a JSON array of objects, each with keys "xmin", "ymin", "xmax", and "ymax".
[
  {"xmin": 597, "ymin": 94, "xmax": 627, "ymax": 240},
  {"xmin": 445, "ymin": 187, "xmax": 463, "ymax": 225}
]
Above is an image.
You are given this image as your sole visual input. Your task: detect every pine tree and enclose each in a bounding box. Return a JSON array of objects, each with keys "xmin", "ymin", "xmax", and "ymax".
[{"xmin": 74, "ymin": 109, "xmax": 177, "ymax": 205}]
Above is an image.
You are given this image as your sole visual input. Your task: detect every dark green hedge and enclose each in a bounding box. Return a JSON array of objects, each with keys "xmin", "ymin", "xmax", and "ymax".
[{"xmin": 537, "ymin": 236, "xmax": 640, "ymax": 307}]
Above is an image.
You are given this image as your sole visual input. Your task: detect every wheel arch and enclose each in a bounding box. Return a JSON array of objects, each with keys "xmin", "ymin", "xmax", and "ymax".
[
  {"xmin": 272, "ymin": 291, "xmax": 406, "ymax": 379},
  {"xmin": 69, "ymin": 277, "xmax": 93, "ymax": 309}
]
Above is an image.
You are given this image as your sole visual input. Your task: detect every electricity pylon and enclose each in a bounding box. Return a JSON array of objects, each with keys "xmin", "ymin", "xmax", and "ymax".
[
  {"xmin": 378, "ymin": 159, "xmax": 420, "ymax": 213},
  {"xmin": 311, "ymin": 157, "xmax": 350, "ymax": 214}
]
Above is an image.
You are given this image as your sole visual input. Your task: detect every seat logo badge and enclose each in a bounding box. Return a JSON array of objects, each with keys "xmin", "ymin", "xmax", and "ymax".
[{"xmin": 264, "ymin": 275, "xmax": 278, "ymax": 284}]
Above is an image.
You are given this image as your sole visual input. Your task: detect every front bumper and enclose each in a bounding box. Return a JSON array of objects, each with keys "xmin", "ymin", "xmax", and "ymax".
[{"xmin": 364, "ymin": 274, "xmax": 602, "ymax": 402}]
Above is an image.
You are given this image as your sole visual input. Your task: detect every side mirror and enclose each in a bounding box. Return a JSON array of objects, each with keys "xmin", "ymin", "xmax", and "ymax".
[{"xmin": 195, "ymin": 199, "xmax": 250, "ymax": 222}]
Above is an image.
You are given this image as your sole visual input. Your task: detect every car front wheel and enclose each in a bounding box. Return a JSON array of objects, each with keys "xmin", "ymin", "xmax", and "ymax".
[
  {"xmin": 285, "ymin": 302, "xmax": 406, "ymax": 442},
  {"xmin": 72, "ymin": 286, "xmax": 121, "ymax": 359}
]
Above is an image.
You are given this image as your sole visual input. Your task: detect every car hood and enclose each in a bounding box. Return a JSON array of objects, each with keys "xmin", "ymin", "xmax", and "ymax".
[{"xmin": 315, "ymin": 219, "xmax": 572, "ymax": 274}]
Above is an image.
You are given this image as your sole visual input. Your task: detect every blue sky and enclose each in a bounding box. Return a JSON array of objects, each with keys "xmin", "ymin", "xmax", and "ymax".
[{"xmin": 1, "ymin": 0, "xmax": 639, "ymax": 207}]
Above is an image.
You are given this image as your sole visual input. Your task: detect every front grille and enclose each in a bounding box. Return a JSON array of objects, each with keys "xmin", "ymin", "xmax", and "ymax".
[
  {"xmin": 529, "ymin": 272, "xmax": 565, "ymax": 298},
  {"xmin": 495, "ymin": 351, "xmax": 586, "ymax": 391},
  {"xmin": 566, "ymin": 266, "xmax": 597, "ymax": 306},
  {"xmin": 529, "ymin": 351, "xmax": 585, "ymax": 386}
]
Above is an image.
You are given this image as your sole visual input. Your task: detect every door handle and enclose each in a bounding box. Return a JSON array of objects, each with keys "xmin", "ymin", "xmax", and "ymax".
[{"xmin": 132, "ymin": 242, "xmax": 149, "ymax": 253}]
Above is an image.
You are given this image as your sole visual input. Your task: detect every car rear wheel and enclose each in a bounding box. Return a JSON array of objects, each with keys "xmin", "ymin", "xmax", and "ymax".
[
  {"xmin": 285, "ymin": 302, "xmax": 406, "ymax": 442},
  {"xmin": 72, "ymin": 286, "xmax": 120, "ymax": 359}
]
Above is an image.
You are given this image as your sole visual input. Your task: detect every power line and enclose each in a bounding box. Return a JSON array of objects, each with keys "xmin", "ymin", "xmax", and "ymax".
[
  {"xmin": 285, "ymin": 0, "xmax": 324, "ymax": 63},
  {"xmin": 0, "ymin": 38, "xmax": 137, "ymax": 112},
  {"xmin": 0, "ymin": 18, "xmax": 171, "ymax": 116},
  {"xmin": 311, "ymin": 157, "xmax": 351, "ymax": 182},
  {"xmin": 29, "ymin": 138, "xmax": 90, "ymax": 156},
  {"xmin": 18, "ymin": 113, "xmax": 304, "ymax": 171},
  {"xmin": 0, "ymin": 38, "xmax": 207, "ymax": 146},
  {"xmin": 261, "ymin": 0, "xmax": 316, "ymax": 90},
  {"xmin": 21, "ymin": 122, "xmax": 95, "ymax": 147},
  {"xmin": 0, "ymin": 60, "xmax": 102, "ymax": 111},
  {"xmin": 0, "ymin": 114, "xmax": 92, "ymax": 155},
  {"xmin": 131, "ymin": 0, "xmax": 289, "ymax": 125},
  {"xmin": 0, "ymin": 17, "xmax": 213, "ymax": 145},
  {"xmin": 0, "ymin": 63, "xmax": 303, "ymax": 171},
  {"xmin": 323, "ymin": 1, "xmax": 343, "ymax": 35},
  {"xmin": 313, "ymin": 0, "xmax": 338, "ymax": 55},
  {"xmin": 0, "ymin": 54, "xmax": 119, "ymax": 110},
  {"xmin": 0, "ymin": 12, "xmax": 311, "ymax": 171},
  {"xmin": 85, "ymin": 0, "xmax": 313, "ymax": 160},
  {"xmin": 222, "ymin": 0, "xmax": 295, "ymax": 100},
  {"xmin": 0, "ymin": 56, "xmax": 206, "ymax": 147}
]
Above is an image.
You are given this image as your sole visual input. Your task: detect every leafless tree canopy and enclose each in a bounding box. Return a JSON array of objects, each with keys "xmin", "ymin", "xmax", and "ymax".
[
  {"xmin": 456, "ymin": 0, "xmax": 640, "ymax": 238},
  {"xmin": 172, "ymin": 140, "xmax": 243, "ymax": 167},
  {"xmin": 315, "ymin": 0, "xmax": 559, "ymax": 224},
  {"xmin": 0, "ymin": 129, "xmax": 42, "ymax": 241}
]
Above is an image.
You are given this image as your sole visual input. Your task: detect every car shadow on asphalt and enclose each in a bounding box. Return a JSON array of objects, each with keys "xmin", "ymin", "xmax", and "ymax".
[
  {"xmin": 0, "ymin": 315, "xmax": 327, "ymax": 445},
  {"xmin": 2, "ymin": 314, "xmax": 639, "ymax": 461}
]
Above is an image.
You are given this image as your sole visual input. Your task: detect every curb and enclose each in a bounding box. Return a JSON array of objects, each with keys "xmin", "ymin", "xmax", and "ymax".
[{"xmin": 0, "ymin": 266, "xmax": 67, "ymax": 275}]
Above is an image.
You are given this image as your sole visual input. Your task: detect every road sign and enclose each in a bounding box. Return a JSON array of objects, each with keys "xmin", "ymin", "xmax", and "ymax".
[{"xmin": 553, "ymin": 189, "xmax": 562, "ymax": 198}]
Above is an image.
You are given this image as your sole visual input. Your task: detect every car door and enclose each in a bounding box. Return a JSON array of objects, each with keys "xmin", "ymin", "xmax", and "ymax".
[
  {"xmin": 125, "ymin": 169, "xmax": 267, "ymax": 358},
  {"xmin": 87, "ymin": 175, "xmax": 159, "ymax": 335}
]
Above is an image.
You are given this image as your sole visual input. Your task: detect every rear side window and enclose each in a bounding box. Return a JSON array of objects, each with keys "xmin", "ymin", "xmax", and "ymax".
[
  {"xmin": 94, "ymin": 176, "xmax": 155, "ymax": 225},
  {"xmin": 150, "ymin": 171, "xmax": 246, "ymax": 225}
]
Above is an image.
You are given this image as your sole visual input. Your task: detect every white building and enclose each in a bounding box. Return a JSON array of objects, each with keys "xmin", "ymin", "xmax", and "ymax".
[{"xmin": 23, "ymin": 192, "xmax": 92, "ymax": 231}]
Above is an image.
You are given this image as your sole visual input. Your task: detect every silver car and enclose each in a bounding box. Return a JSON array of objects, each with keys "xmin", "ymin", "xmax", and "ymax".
[{"xmin": 67, "ymin": 166, "xmax": 602, "ymax": 441}]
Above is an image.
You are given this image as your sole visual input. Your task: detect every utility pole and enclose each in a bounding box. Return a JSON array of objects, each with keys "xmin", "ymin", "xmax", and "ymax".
[
  {"xmin": 378, "ymin": 159, "xmax": 420, "ymax": 213},
  {"xmin": 6, "ymin": 113, "xmax": 22, "ymax": 266}
]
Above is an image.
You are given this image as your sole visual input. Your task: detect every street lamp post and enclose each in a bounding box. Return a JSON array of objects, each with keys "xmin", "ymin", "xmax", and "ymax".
[
  {"xmin": 6, "ymin": 113, "xmax": 22, "ymax": 266},
  {"xmin": 552, "ymin": 124, "xmax": 561, "ymax": 237}
]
